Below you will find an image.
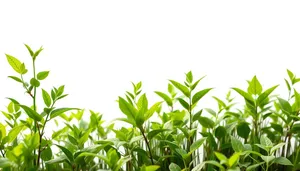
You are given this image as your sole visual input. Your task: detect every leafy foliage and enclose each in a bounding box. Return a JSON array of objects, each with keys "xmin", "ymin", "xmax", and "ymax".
[{"xmin": 1, "ymin": 45, "xmax": 300, "ymax": 171}]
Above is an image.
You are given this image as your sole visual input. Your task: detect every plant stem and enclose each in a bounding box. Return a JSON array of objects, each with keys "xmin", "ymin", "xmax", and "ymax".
[{"xmin": 140, "ymin": 127, "xmax": 154, "ymax": 165}]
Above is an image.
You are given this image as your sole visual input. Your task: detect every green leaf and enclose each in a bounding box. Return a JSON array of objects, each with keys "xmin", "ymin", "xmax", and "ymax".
[
  {"xmin": 169, "ymin": 80, "xmax": 190, "ymax": 97},
  {"xmin": 228, "ymin": 152, "xmax": 240, "ymax": 167},
  {"xmin": 24, "ymin": 44, "xmax": 34, "ymax": 56},
  {"xmin": 260, "ymin": 135, "xmax": 273, "ymax": 147},
  {"xmin": 141, "ymin": 165, "xmax": 160, "ymax": 171},
  {"xmin": 144, "ymin": 102, "xmax": 162, "ymax": 120},
  {"xmin": 169, "ymin": 163, "xmax": 181, "ymax": 171},
  {"xmin": 287, "ymin": 69, "xmax": 295, "ymax": 82},
  {"xmin": 189, "ymin": 137, "xmax": 206, "ymax": 155},
  {"xmin": 137, "ymin": 94, "xmax": 148, "ymax": 114},
  {"xmin": 294, "ymin": 89, "xmax": 300, "ymax": 111},
  {"xmin": 191, "ymin": 76, "xmax": 206, "ymax": 90},
  {"xmin": 277, "ymin": 97, "xmax": 292, "ymax": 114},
  {"xmin": 285, "ymin": 79, "xmax": 291, "ymax": 91},
  {"xmin": 68, "ymin": 135, "xmax": 78, "ymax": 145},
  {"xmin": 178, "ymin": 98, "xmax": 189, "ymax": 110},
  {"xmin": 232, "ymin": 88, "xmax": 254, "ymax": 103},
  {"xmin": 0, "ymin": 123, "xmax": 6, "ymax": 141},
  {"xmin": 147, "ymin": 129, "xmax": 168, "ymax": 140},
  {"xmin": 7, "ymin": 125, "xmax": 24, "ymax": 143},
  {"xmin": 30, "ymin": 78, "xmax": 40, "ymax": 87},
  {"xmin": 257, "ymin": 85, "xmax": 278, "ymax": 106},
  {"xmin": 214, "ymin": 152, "xmax": 228, "ymax": 165},
  {"xmin": 118, "ymin": 97, "xmax": 137, "ymax": 120},
  {"xmin": 154, "ymin": 91, "xmax": 173, "ymax": 106},
  {"xmin": 270, "ymin": 143, "xmax": 286, "ymax": 154},
  {"xmin": 215, "ymin": 126, "xmax": 227, "ymax": 139},
  {"xmin": 273, "ymin": 157, "xmax": 293, "ymax": 166},
  {"xmin": 19, "ymin": 105, "xmax": 42, "ymax": 121},
  {"xmin": 231, "ymin": 136, "xmax": 244, "ymax": 152},
  {"xmin": 41, "ymin": 146, "xmax": 53, "ymax": 161},
  {"xmin": 42, "ymin": 89, "xmax": 52, "ymax": 107},
  {"xmin": 237, "ymin": 122, "xmax": 250, "ymax": 139},
  {"xmin": 261, "ymin": 155, "xmax": 275, "ymax": 163},
  {"xmin": 56, "ymin": 145, "xmax": 74, "ymax": 162},
  {"xmin": 198, "ymin": 116, "xmax": 214, "ymax": 129},
  {"xmin": 50, "ymin": 108, "xmax": 79, "ymax": 119},
  {"xmin": 246, "ymin": 162, "xmax": 264, "ymax": 171},
  {"xmin": 33, "ymin": 46, "xmax": 44, "ymax": 60},
  {"xmin": 291, "ymin": 123, "xmax": 300, "ymax": 133},
  {"xmin": 6, "ymin": 54, "xmax": 26, "ymax": 74},
  {"xmin": 45, "ymin": 155, "xmax": 68, "ymax": 165},
  {"xmin": 247, "ymin": 76, "xmax": 262, "ymax": 95},
  {"xmin": 186, "ymin": 71, "xmax": 193, "ymax": 83},
  {"xmin": 8, "ymin": 76, "xmax": 22, "ymax": 83},
  {"xmin": 192, "ymin": 88, "xmax": 213, "ymax": 104},
  {"xmin": 0, "ymin": 158, "xmax": 15, "ymax": 168},
  {"xmin": 37, "ymin": 71, "xmax": 50, "ymax": 80},
  {"xmin": 270, "ymin": 123, "xmax": 283, "ymax": 134},
  {"xmin": 79, "ymin": 129, "xmax": 92, "ymax": 145},
  {"xmin": 192, "ymin": 161, "xmax": 225, "ymax": 171}
]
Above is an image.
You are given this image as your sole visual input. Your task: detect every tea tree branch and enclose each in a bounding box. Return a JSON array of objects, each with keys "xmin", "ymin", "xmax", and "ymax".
[{"xmin": 140, "ymin": 127, "xmax": 154, "ymax": 165}]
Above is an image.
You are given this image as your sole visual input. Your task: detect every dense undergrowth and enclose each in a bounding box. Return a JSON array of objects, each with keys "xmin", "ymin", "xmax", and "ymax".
[{"xmin": 0, "ymin": 45, "xmax": 299, "ymax": 171}]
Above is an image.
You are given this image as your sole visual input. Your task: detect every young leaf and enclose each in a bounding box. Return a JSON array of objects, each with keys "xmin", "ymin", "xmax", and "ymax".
[
  {"xmin": 137, "ymin": 94, "xmax": 148, "ymax": 114},
  {"xmin": 140, "ymin": 165, "xmax": 160, "ymax": 171},
  {"xmin": 42, "ymin": 89, "xmax": 52, "ymax": 107},
  {"xmin": 144, "ymin": 102, "xmax": 162, "ymax": 120},
  {"xmin": 6, "ymin": 54, "xmax": 26, "ymax": 74},
  {"xmin": 7, "ymin": 125, "xmax": 24, "ymax": 143},
  {"xmin": 246, "ymin": 162, "xmax": 264, "ymax": 171},
  {"xmin": 273, "ymin": 157, "xmax": 293, "ymax": 166},
  {"xmin": 198, "ymin": 116, "xmax": 214, "ymax": 129},
  {"xmin": 257, "ymin": 85, "xmax": 278, "ymax": 106},
  {"xmin": 19, "ymin": 105, "xmax": 43, "ymax": 121},
  {"xmin": 214, "ymin": 152, "xmax": 228, "ymax": 164},
  {"xmin": 260, "ymin": 135, "xmax": 273, "ymax": 147},
  {"xmin": 30, "ymin": 78, "xmax": 40, "ymax": 87},
  {"xmin": 231, "ymin": 136, "xmax": 244, "ymax": 152},
  {"xmin": 37, "ymin": 71, "xmax": 50, "ymax": 80},
  {"xmin": 118, "ymin": 97, "xmax": 137, "ymax": 120},
  {"xmin": 24, "ymin": 44, "xmax": 34, "ymax": 56},
  {"xmin": 189, "ymin": 137, "xmax": 207, "ymax": 155},
  {"xmin": 228, "ymin": 152, "xmax": 240, "ymax": 167},
  {"xmin": 287, "ymin": 69, "xmax": 295, "ymax": 82},
  {"xmin": 169, "ymin": 163, "xmax": 181, "ymax": 171},
  {"xmin": 33, "ymin": 46, "xmax": 44, "ymax": 60},
  {"xmin": 192, "ymin": 88, "xmax": 213, "ymax": 105},
  {"xmin": 169, "ymin": 80, "xmax": 190, "ymax": 97},
  {"xmin": 178, "ymin": 98, "xmax": 189, "ymax": 110},
  {"xmin": 270, "ymin": 143, "xmax": 286, "ymax": 155},
  {"xmin": 232, "ymin": 88, "xmax": 254, "ymax": 103},
  {"xmin": 277, "ymin": 97, "xmax": 292, "ymax": 114},
  {"xmin": 8, "ymin": 76, "xmax": 22, "ymax": 83},
  {"xmin": 261, "ymin": 155, "xmax": 275, "ymax": 163},
  {"xmin": 154, "ymin": 91, "xmax": 173, "ymax": 106},
  {"xmin": 192, "ymin": 161, "xmax": 225, "ymax": 171},
  {"xmin": 186, "ymin": 71, "xmax": 193, "ymax": 84},
  {"xmin": 50, "ymin": 108, "xmax": 79, "ymax": 119},
  {"xmin": 191, "ymin": 76, "xmax": 206, "ymax": 90},
  {"xmin": 247, "ymin": 76, "xmax": 262, "ymax": 95},
  {"xmin": 56, "ymin": 145, "xmax": 74, "ymax": 162}
]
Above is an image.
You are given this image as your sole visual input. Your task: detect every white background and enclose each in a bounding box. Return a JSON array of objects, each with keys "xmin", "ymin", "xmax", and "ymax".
[{"xmin": 1, "ymin": 1, "xmax": 300, "ymax": 122}]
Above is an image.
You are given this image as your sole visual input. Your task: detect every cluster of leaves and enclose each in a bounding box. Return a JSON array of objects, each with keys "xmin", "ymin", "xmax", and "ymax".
[{"xmin": 0, "ymin": 45, "xmax": 299, "ymax": 171}]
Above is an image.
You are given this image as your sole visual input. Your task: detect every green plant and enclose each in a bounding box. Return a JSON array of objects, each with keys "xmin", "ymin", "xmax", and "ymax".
[{"xmin": 1, "ymin": 45, "xmax": 300, "ymax": 171}]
